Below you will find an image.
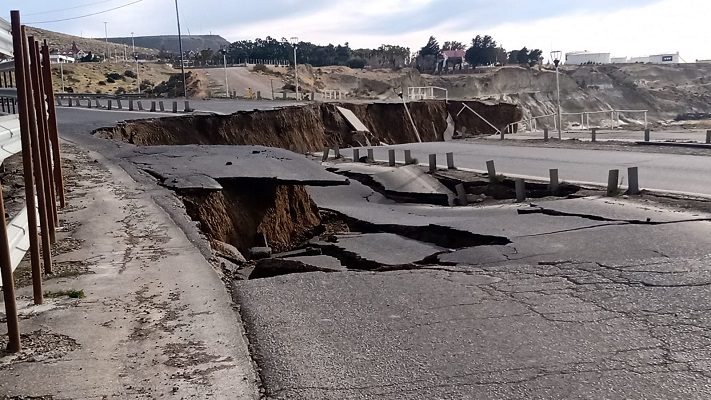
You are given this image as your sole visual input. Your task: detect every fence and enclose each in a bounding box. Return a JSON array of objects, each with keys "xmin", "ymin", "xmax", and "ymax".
[
  {"xmin": 407, "ymin": 86, "xmax": 449, "ymax": 102},
  {"xmin": 0, "ymin": 11, "xmax": 67, "ymax": 353},
  {"xmin": 505, "ymin": 109, "xmax": 649, "ymax": 134}
]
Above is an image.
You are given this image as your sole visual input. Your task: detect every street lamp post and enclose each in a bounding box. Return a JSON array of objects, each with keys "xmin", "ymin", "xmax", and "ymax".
[
  {"xmin": 290, "ymin": 37, "xmax": 299, "ymax": 100},
  {"xmin": 551, "ymin": 50, "xmax": 562, "ymax": 140},
  {"xmin": 133, "ymin": 52, "xmax": 140, "ymax": 94},
  {"xmin": 103, "ymin": 22, "xmax": 108, "ymax": 62},
  {"xmin": 174, "ymin": 0, "xmax": 188, "ymax": 98},
  {"xmin": 131, "ymin": 32, "xmax": 135, "ymax": 55},
  {"xmin": 219, "ymin": 45, "xmax": 229, "ymax": 98}
]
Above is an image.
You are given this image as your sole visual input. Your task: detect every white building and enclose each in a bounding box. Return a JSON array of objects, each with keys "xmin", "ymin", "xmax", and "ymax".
[
  {"xmin": 629, "ymin": 56, "xmax": 650, "ymax": 63},
  {"xmin": 649, "ymin": 52, "xmax": 680, "ymax": 64},
  {"xmin": 565, "ymin": 51, "xmax": 611, "ymax": 65},
  {"xmin": 49, "ymin": 54, "xmax": 74, "ymax": 64},
  {"xmin": 610, "ymin": 56, "xmax": 628, "ymax": 64}
]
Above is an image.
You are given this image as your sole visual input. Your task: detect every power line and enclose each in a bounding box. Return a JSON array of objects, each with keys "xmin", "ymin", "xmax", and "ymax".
[
  {"xmin": 24, "ymin": 0, "xmax": 114, "ymax": 17},
  {"xmin": 26, "ymin": 0, "xmax": 143, "ymax": 24}
]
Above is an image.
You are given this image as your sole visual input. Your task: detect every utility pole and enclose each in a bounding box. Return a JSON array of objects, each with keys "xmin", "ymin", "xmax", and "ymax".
[
  {"xmin": 290, "ymin": 37, "xmax": 299, "ymax": 100},
  {"xmin": 174, "ymin": 0, "xmax": 188, "ymax": 98},
  {"xmin": 103, "ymin": 22, "xmax": 108, "ymax": 62},
  {"xmin": 133, "ymin": 52, "xmax": 140, "ymax": 93},
  {"xmin": 220, "ymin": 45, "xmax": 229, "ymax": 98},
  {"xmin": 551, "ymin": 50, "xmax": 562, "ymax": 140},
  {"xmin": 131, "ymin": 31, "xmax": 135, "ymax": 55}
]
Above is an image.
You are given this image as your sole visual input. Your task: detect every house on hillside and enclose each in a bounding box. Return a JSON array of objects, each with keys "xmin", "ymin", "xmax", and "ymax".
[{"xmin": 442, "ymin": 50, "xmax": 466, "ymax": 71}]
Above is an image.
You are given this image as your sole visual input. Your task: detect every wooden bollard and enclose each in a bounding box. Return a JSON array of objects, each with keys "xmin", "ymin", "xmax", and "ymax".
[
  {"xmin": 184, "ymin": 100, "xmax": 191, "ymax": 112},
  {"xmin": 515, "ymin": 178, "xmax": 526, "ymax": 202},
  {"xmin": 404, "ymin": 150, "xmax": 412, "ymax": 164},
  {"xmin": 172, "ymin": 101, "xmax": 178, "ymax": 113},
  {"xmin": 706, "ymin": 130, "xmax": 711, "ymax": 144},
  {"xmin": 446, "ymin": 152, "xmax": 455, "ymax": 169},
  {"xmin": 388, "ymin": 149, "xmax": 396, "ymax": 166},
  {"xmin": 549, "ymin": 169, "xmax": 560, "ymax": 194},
  {"xmin": 644, "ymin": 129, "xmax": 650, "ymax": 142},
  {"xmin": 116, "ymin": 99, "xmax": 122, "ymax": 109},
  {"xmin": 591, "ymin": 128, "xmax": 597, "ymax": 142},
  {"xmin": 322, "ymin": 148, "xmax": 330, "ymax": 162},
  {"xmin": 628, "ymin": 167, "xmax": 639, "ymax": 195},
  {"xmin": 159, "ymin": 100, "xmax": 165, "ymax": 112},
  {"xmin": 137, "ymin": 100, "xmax": 144, "ymax": 111},
  {"xmin": 486, "ymin": 160, "xmax": 496, "ymax": 181},
  {"xmin": 334, "ymin": 148, "xmax": 341, "ymax": 158},
  {"xmin": 107, "ymin": 99, "xmax": 112, "ymax": 110},
  {"xmin": 544, "ymin": 128, "xmax": 549, "ymax": 142},
  {"xmin": 429, "ymin": 154, "xmax": 437, "ymax": 173},
  {"xmin": 129, "ymin": 100, "xmax": 134, "ymax": 111},
  {"xmin": 607, "ymin": 169, "xmax": 619, "ymax": 196},
  {"xmin": 455, "ymin": 183, "xmax": 468, "ymax": 206},
  {"xmin": 367, "ymin": 149, "xmax": 374, "ymax": 162},
  {"xmin": 150, "ymin": 101, "xmax": 156, "ymax": 112},
  {"xmin": 353, "ymin": 148, "xmax": 360, "ymax": 162}
]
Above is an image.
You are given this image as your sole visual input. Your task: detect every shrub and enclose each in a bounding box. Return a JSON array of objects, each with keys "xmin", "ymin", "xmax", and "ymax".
[
  {"xmin": 115, "ymin": 86, "xmax": 126, "ymax": 95},
  {"xmin": 106, "ymin": 77, "xmax": 115, "ymax": 83},
  {"xmin": 348, "ymin": 59, "xmax": 366, "ymax": 69},
  {"xmin": 139, "ymin": 79, "xmax": 153, "ymax": 91},
  {"xmin": 106, "ymin": 72, "xmax": 122, "ymax": 81},
  {"xmin": 124, "ymin": 70, "xmax": 137, "ymax": 78},
  {"xmin": 98, "ymin": 81, "xmax": 107, "ymax": 86},
  {"xmin": 252, "ymin": 63, "xmax": 268, "ymax": 73}
]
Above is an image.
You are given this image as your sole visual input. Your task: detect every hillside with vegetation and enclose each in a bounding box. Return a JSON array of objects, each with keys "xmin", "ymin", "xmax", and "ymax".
[{"xmin": 25, "ymin": 26, "xmax": 159, "ymax": 60}]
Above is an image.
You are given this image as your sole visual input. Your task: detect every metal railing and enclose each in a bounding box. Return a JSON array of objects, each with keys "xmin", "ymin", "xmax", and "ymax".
[
  {"xmin": 505, "ymin": 109, "xmax": 649, "ymax": 135},
  {"xmin": 0, "ymin": 10, "xmax": 67, "ymax": 352}
]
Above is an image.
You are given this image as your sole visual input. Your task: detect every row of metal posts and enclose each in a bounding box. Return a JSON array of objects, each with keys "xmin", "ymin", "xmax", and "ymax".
[
  {"xmin": 1, "ymin": 71, "xmax": 17, "ymax": 113},
  {"xmin": 322, "ymin": 147, "xmax": 642, "ymax": 205},
  {"xmin": 0, "ymin": 10, "xmax": 66, "ymax": 353}
]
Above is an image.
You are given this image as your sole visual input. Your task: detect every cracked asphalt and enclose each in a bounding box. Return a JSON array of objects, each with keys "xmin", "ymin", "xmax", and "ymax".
[{"xmin": 236, "ymin": 178, "xmax": 711, "ymax": 399}]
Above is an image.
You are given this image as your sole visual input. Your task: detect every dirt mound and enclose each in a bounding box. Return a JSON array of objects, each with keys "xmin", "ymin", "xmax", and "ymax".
[
  {"xmin": 182, "ymin": 183, "xmax": 320, "ymax": 254},
  {"xmin": 95, "ymin": 100, "xmax": 520, "ymax": 151}
]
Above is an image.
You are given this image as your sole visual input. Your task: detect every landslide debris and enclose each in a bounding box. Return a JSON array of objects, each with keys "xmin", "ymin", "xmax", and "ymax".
[
  {"xmin": 95, "ymin": 100, "xmax": 521, "ymax": 152},
  {"xmin": 181, "ymin": 182, "xmax": 321, "ymax": 255}
]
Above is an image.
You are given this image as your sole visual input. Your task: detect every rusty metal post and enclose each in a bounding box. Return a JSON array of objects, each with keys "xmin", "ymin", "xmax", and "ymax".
[
  {"xmin": 0, "ymin": 182, "xmax": 21, "ymax": 352},
  {"xmin": 33, "ymin": 42, "xmax": 57, "ymax": 232},
  {"xmin": 13, "ymin": 12, "xmax": 43, "ymax": 306},
  {"xmin": 29, "ymin": 38, "xmax": 56, "ymax": 245},
  {"xmin": 41, "ymin": 42, "xmax": 66, "ymax": 209},
  {"xmin": 22, "ymin": 30, "xmax": 52, "ymax": 275}
]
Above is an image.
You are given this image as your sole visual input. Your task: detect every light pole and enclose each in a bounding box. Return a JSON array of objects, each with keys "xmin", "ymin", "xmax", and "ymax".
[
  {"xmin": 551, "ymin": 50, "xmax": 562, "ymax": 139},
  {"xmin": 131, "ymin": 32, "xmax": 135, "ymax": 55},
  {"xmin": 290, "ymin": 37, "xmax": 299, "ymax": 100},
  {"xmin": 219, "ymin": 45, "xmax": 229, "ymax": 98},
  {"xmin": 103, "ymin": 22, "xmax": 108, "ymax": 62},
  {"xmin": 174, "ymin": 0, "xmax": 188, "ymax": 98},
  {"xmin": 133, "ymin": 52, "xmax": 140, "ymax": 93}
]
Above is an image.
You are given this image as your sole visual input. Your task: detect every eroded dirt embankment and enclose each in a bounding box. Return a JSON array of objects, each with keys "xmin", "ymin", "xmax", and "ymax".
[
  {"xmin": 96, "ymin": 100, "xmax": 520, "ymax": 152},
  {"xmin": 182, "ymin": 182, "xmax": 321, "ymax": 254}
]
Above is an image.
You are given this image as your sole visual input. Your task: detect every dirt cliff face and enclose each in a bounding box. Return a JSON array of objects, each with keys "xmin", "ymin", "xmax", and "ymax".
[
  {"xmin": 181, "ymin": 183, "xmax": 320, "ymax": 254},
  {"xmin": 96, "ymin": 100, "xmax": 521, "ymax": 151}
]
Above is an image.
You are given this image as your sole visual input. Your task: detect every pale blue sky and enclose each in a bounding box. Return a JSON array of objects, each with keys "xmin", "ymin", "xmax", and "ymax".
[{"xmin": 5, "ymin": 0, "xmax": 709, "ymax": 61}]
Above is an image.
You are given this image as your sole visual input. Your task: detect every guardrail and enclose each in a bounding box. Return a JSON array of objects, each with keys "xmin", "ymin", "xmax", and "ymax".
[
  {"xmin": 0, "ymin": 10, "xmax": 68, "ymax": 352},
  {"xmin": 504, "ymin": 109, "xmax": 649, "ymax": 135}
]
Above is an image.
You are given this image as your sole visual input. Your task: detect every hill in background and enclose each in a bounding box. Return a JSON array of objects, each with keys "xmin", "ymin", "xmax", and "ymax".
[
  {"xmin": 25, "ymin": 26, "xmax": 159, "ymax": 58},
  {"xmin": 105, "ymin": 35, "xmax": 231, "ymax": 54}
]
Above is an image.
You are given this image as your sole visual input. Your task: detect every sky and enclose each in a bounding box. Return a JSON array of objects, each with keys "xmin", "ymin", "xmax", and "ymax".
[{"xmin": 4, "ymin": 0, "xmax": 711, "ymax": 62}]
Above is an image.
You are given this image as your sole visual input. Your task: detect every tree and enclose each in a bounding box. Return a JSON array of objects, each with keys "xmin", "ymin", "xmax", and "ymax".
[
  {"xmin": 516, "ymin": 47, "xmax": 529, "ymax": 65},
  {"xmin": 419, "ymin": 36, "xmax": 441, "ymax": 57},
  {"xmin": 442, "ymin": 41, "xmax": 466, "ymax": 51},
  {"xmin": 464, "ymin": 35, "xmax": 501, "ymax": 67}
]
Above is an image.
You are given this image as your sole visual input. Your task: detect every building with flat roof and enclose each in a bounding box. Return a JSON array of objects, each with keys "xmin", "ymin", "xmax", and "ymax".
[{"xmin": 565, "ymin": 51, "xmax": 611, "ymax": 65}]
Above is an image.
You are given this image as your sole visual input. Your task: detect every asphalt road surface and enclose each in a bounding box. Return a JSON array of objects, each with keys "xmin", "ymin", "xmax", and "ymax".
[{"xmin": 355, "ymin": 142, "xmax": 711, "ymax": 197}]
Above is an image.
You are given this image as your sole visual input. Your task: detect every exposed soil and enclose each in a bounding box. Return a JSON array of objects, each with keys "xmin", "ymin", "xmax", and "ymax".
[
  {"xmin": 94, "ymin": 100, "xmax": 521, "ymax": 152},
  {"xmin": 181, "ymin": 182, "xmax": 321, "ymax": 255}
]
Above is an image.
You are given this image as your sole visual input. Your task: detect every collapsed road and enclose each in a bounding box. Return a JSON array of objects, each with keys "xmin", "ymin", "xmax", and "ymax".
[{"xmin": 2, "ymin": 99, "xmax": 711, "ymax": 399}]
